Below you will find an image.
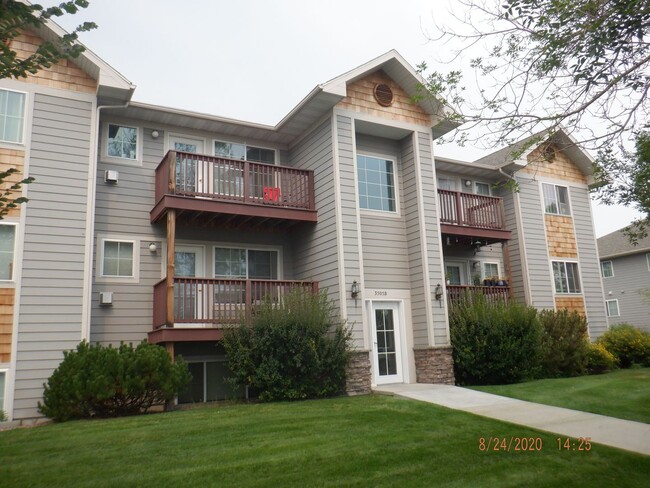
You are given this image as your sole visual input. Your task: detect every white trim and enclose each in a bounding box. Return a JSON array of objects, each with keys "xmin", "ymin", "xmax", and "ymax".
[
  {"xmin": 0, "ymin": 87, "xmax": 28, "ymax": 147},
  {"xmin": 367, "ymin": 299, "xmax": 409, "ymax": 385},
  {"xmin": 0, "ymin": 368, "xmax": 7, "ymax": 416},
  {"xmin": 331, "ymin": 115, "xmax": 348, "ymax": 320},
  {"xmin": 600, "ymin": 260, "xmax": 614, "ymax": 278},
  {"xmin": 95, "ymin": 235, "xmax": 141, "ymax": 283},
  {"xmin": 99, "ymin": 121, "xmax": 143, "ymax": 166},
  {"xmin": 0, "ymin": 222, "xmax": 18, "ymax": 282},
  {"xmin": 605, "ymin": 299, "xmax": 620, "ymax": 317},
  {"xmin": 647, "ymin": 253, "xmax": 650, "ymax": 272},
  {"xmin": 413, "ymin": 132, "xmax": 436, "ymax": 346},
  {"xmin": 349, "ymin": 119, "xmax": 369, "ymax": 350}
]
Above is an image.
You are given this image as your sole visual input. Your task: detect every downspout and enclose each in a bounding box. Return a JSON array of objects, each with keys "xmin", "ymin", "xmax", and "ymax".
[{"xmin": 80, "ymin": 101, "xmax": 130, "ymax": 342}]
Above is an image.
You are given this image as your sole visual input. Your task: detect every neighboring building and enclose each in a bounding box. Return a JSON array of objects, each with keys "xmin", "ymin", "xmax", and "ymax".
[
  {"xmin": 0, "ymin": 20, "xmax": 608, "ymax": 420},
  {"xmin": 597, "ymin": 229, "xmax": 650, "ymax": 332}
]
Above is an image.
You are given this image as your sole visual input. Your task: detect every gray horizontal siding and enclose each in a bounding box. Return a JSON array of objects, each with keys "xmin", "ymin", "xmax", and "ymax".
[
  {"xmin": 14, "ymin": 93, "xmax": 93, "ymax": 419},
  {"xmin": 515, "ymin": 176, "xmax": 555, "ymax": 309},
  {"xmin": 501, "ymin": 189, "xmax": 526, "ymax": 303},
  {"xmin": 602, "ymin": 253, "xmax": 650, "ymax": 333},
  {"xmin": 571, "ymin": 187, "xmax": 608, "ymax": 338}
]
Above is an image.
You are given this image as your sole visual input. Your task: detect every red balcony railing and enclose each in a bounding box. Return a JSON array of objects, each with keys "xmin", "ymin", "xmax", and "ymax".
[
  {"xmin": 446, "ymin": 285, "xmax": 511, "ymax": 305},
  {"xmin": 438, "ymin": 190, "xmax": 506, "ymax": 230},
  {"xmin": 153, "ymin": 277, "xmax": 318, "ymax": 328},
  {"xmin": 155, "ymin": 151, "xmax": 315, "ymax": 211}
]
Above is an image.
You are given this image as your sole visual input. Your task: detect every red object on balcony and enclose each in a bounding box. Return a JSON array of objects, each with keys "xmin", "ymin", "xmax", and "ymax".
[{"xmin": 151, "ymin": 151, "xmax": 317, "ymax": 224}]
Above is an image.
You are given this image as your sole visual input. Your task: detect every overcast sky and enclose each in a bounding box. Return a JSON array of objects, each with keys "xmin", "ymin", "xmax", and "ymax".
[{"xmin": 53, "ymin": 0, "xmax": 643, "ymax": 237}]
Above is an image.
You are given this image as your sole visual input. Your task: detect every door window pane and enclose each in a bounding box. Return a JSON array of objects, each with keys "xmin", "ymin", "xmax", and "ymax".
[
  {"xmin": 214, "ymin": 248, "xmax": 246, "ymax": 278},
  {"xmin": 375, "ymin": 309, "xmax": 397, "ymax": 376},
  {"xmin": 446, "ymin": 265, "xmax": 462, "ymax": 285}
]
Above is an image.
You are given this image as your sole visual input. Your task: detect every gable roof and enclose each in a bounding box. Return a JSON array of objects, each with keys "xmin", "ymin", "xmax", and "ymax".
[
  {"xmin": 22, "ymin": 3, "xmax": 135, "ymax": 104},
  {"xmin": 113, "ymin": 50, "xmax": 460, "ymax": 146},
  {"xmin": 597, "ymin": 227, "xmax": 650, "ymax": 259},
  {"xmin": 475, "ymin": 128, "xmax": 595, "ymax": 177}
]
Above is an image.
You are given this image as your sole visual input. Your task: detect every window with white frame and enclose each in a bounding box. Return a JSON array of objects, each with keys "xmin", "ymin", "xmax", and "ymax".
[
  {"xmin": 601, "ymin": 261, "xmax": 614, "ymax": 278},
  {"xmin": 542, "ymin": 183, "xmax": 571, "ymax": 215},
  {"xmin": 605, "ymin": 299, "xmax": 620, "ymax": 317},
  {"xmin": 0, "ymin": 89, "xmax": 26, "ymax": 144},
  {"xmin": 214, "ymin": 247, "xmax": 278, "ymax": 279},
  {"xmin": 475, "ymin": 182, "xmax": 491, "ymax": 196},
  {"xmin": 357, "ymin": 155, "xmax": 397, "ymax": 212},
  {"xmin": 0, "ymin": 224, "xmax": 16, "ymax": 281},
  {"xmin": 99, "ymin": 238, "xmax": 138, "ymax": 280},
  {"xmin": 214, "ymin": 141, "xmax": 275, "ymax": 164},
  {"xmin": 647, "ymin": 253, "xmax": 650, "ymax": 271},
  {"xmin": 483, "ymin": 262, "xmax": 499, "ymax": 279},
  {"xmin": 107, "ymin": 123, "xmax": 138, "ymax": 160},
  {"xmin": 552, "ymin": 261, "xmax": 581, "ymax": 294}
]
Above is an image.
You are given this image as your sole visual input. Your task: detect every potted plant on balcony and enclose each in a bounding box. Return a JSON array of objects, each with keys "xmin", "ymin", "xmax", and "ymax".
[
  {"xmin": 483, "ymin": 276, "xmax": 496, "ymax": 286},
  {"xmin": 496, "ymin": 277, "xmax": 509, "ymax": 286},
  {"xmin": 472, "ymin": 273, "xmax": 482, "ymax": 286}
]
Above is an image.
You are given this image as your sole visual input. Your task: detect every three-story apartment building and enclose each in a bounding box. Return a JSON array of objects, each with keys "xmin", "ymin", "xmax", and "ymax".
[{"xmin": 1, "ymin": 20, "xmax": 607, "ymax": 420}]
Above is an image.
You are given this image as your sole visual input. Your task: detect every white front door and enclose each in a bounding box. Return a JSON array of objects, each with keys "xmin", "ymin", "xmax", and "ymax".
[
  {"xmin": 371, "ymin": 301, "xmax": 403, "ymax": 385},
  {"xmin": 174, "ymin": 245, "xmax": 205, "ymax": 325},
  {"xmin": 169, "ymin": 135, "xmax": 207, "ymax": 194}
]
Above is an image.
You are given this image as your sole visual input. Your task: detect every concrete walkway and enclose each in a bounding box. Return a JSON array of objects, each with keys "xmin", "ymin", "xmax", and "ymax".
[{"xmin": 374, "ymin": 383, "xmax": 650, "ymax": 456}]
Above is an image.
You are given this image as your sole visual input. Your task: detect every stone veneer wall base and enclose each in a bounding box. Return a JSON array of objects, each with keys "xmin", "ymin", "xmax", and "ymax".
[
  {"xmin": 346, "ymin": 350, "xmax": 371, "ymax": 395},
  {"xmin": 414, "ymin": 346, "xmax": 455, "ymax": 385}
]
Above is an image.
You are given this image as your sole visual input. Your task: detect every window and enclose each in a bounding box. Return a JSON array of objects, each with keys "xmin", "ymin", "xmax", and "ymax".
[
  {"xmin": 357, "ymin": 155, "xmax": 396, "ymax": 212},
  {"xmin": 647, "ymin": 253, "xmax": 650, "ymax": 271},
  {"xmin": 483, "ymin": 262, "xmax": 499, "ymax": 279},
  {"xmin": 214, "ymin": 247, "xmax": 278, "ymax": 279},
  {"xmin": 100, "ymin": 239, "xmax": 136, "ymax": 279},
  {"xmin": 107, "ymin": 123, "xmax": 138, "ymax": 160},
  {"xmin": 601, "ymin": 261, "xmax": 614, "ymax": 278},
  {"xmin": 542, "ymin": 183, "xmax": 570, "ymax": 215},
  {"xmin": 606, "ymin": 299, "xmax": 620, "ymax": 317},
  {"xmin": 475, "ymin": 182, "xmax": 491, "ymax": 196},
  {"xmin": 0, "ymin": 89, "xmax": 26, "ymax": 144},
  {"xmin": 552, "ymin": 261, "xmax": 581, "ymax": 294},
  {"xmin": 0, "ymin": 224, "xmax": 16, "ymax": 281},
  {"xmin": 445, "ymin": 265, "xmax": 462, "ymax": 285},
  {"xmin": 214, "ymin": 141, "xmax": 275, "ymax": 164}
]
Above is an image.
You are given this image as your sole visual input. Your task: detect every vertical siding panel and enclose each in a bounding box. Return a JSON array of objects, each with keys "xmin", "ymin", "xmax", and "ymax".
[{"xmin": 14, "ymin": 94, "xmax": 92, "ymax": 418}]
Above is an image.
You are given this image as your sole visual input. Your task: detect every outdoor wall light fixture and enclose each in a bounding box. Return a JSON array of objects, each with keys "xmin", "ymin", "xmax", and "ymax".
[
  {"xmin": 434, "ymin": 283, "xmax": 443, "ymax": 307},
  {"xmin": 151, "ymin": 130, "xmax": 160, "ymax": 139},
  {"xmin": 149, "ymin": 242, "xmax": 157, "ymax": 253},
  {"xmin": 464, "ymin": 179, "xmax": 472, "ymax": 187},
  {"xmin": 351, "ymin": 281, "xmax": 359, "ymax": 299}
]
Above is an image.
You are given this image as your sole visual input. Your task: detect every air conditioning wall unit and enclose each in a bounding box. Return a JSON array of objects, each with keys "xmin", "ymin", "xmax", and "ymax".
[{"xmin": 99, "ymin": 291, "xmax": 113, "ymax": 306}]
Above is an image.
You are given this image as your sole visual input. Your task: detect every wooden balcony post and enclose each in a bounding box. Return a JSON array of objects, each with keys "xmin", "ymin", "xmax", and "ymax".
[
  {"xmin": 454, "ymin": 191, "xmax": 462, "ymax": 225},
  {"xmin": 308, "ymin": 171, "xmax": 315, "ymax": 210},
  {"xmin": 166, "ymin": 209, "xmax": 176, "ymax": 327},
  {"xmin": 168, "ymin": 151, "xmax": 176, "ymax": 194},
  {"xmin": 245, "ymin": 279, "xmax": 252, "ymax": 323}
]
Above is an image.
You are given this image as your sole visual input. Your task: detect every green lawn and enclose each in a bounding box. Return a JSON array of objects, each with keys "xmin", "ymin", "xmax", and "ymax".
[
  {"xmin": 472, "ymin": 368, "xmax": 650, "ymax": 424},
  {"xmin": 1, "ymin": 395, "xmax": 649, "ymax": 487}
]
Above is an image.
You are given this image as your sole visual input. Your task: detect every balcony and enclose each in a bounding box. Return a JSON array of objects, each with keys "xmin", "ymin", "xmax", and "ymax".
[
  {"xmin": 151, "ymin": 151, "xmax": 317, "ymax": 226},
  {"xmin": 438, "ymin": 189, "xmax": 511, "ymax": 242},
  {"xmin": 149, "ymin": 278, "xmax": 318, "ymax": 343},
  {"xmin": 446, "ymin": 285, "xmax": 511, "ymax": 305}
]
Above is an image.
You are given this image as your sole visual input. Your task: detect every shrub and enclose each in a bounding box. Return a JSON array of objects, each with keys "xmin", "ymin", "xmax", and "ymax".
[
  {"xmin": 538, "ymin": 309, "xmax": 590, "ymax": 377},
  {"xmin": 38, "ymin": 341, "xmax": 191, "ymax": 422},
  {"xmin": 449, "ymin": 293, "xmax": 541, "ymax": 385},
  {"xmin": 0, "ymin": 410, "xmax": 6, "ymax": 422},
  {"xmin": 223, "ymin": 289, "xmax": 351, "ymax": 402},
  {"xmin": 585, "ymin": 342, "xmax": 617, "ymax": 374},
  {"xmin": 597, "ymin": 324, "xmax": 650, "ymax": 368}
]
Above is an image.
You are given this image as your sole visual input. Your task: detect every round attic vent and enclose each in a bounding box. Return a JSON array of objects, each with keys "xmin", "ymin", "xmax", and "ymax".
[{"xmin": 374, "ymin": 83, "xmax": 394, "ymax": 107}]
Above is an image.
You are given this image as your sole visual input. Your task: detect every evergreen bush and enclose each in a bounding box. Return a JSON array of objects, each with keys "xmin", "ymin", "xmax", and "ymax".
[
  {"xmin": 449, "ymin": 293, "xmax": 541, "ymax": 385},
  {"xmin": 38, "ymin": 341, "xmax": 191, "ymax": 422},
  {"xmin": 597, "ymin": 324, "xmax": 650, "ymax": 368},
  {"xmin": 223, "ymin": 289, "xmax": 351, "ymax": 402},
  {"xmin": 538, "ymin": 309, "xmax": 590, "ymax": 377}
]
